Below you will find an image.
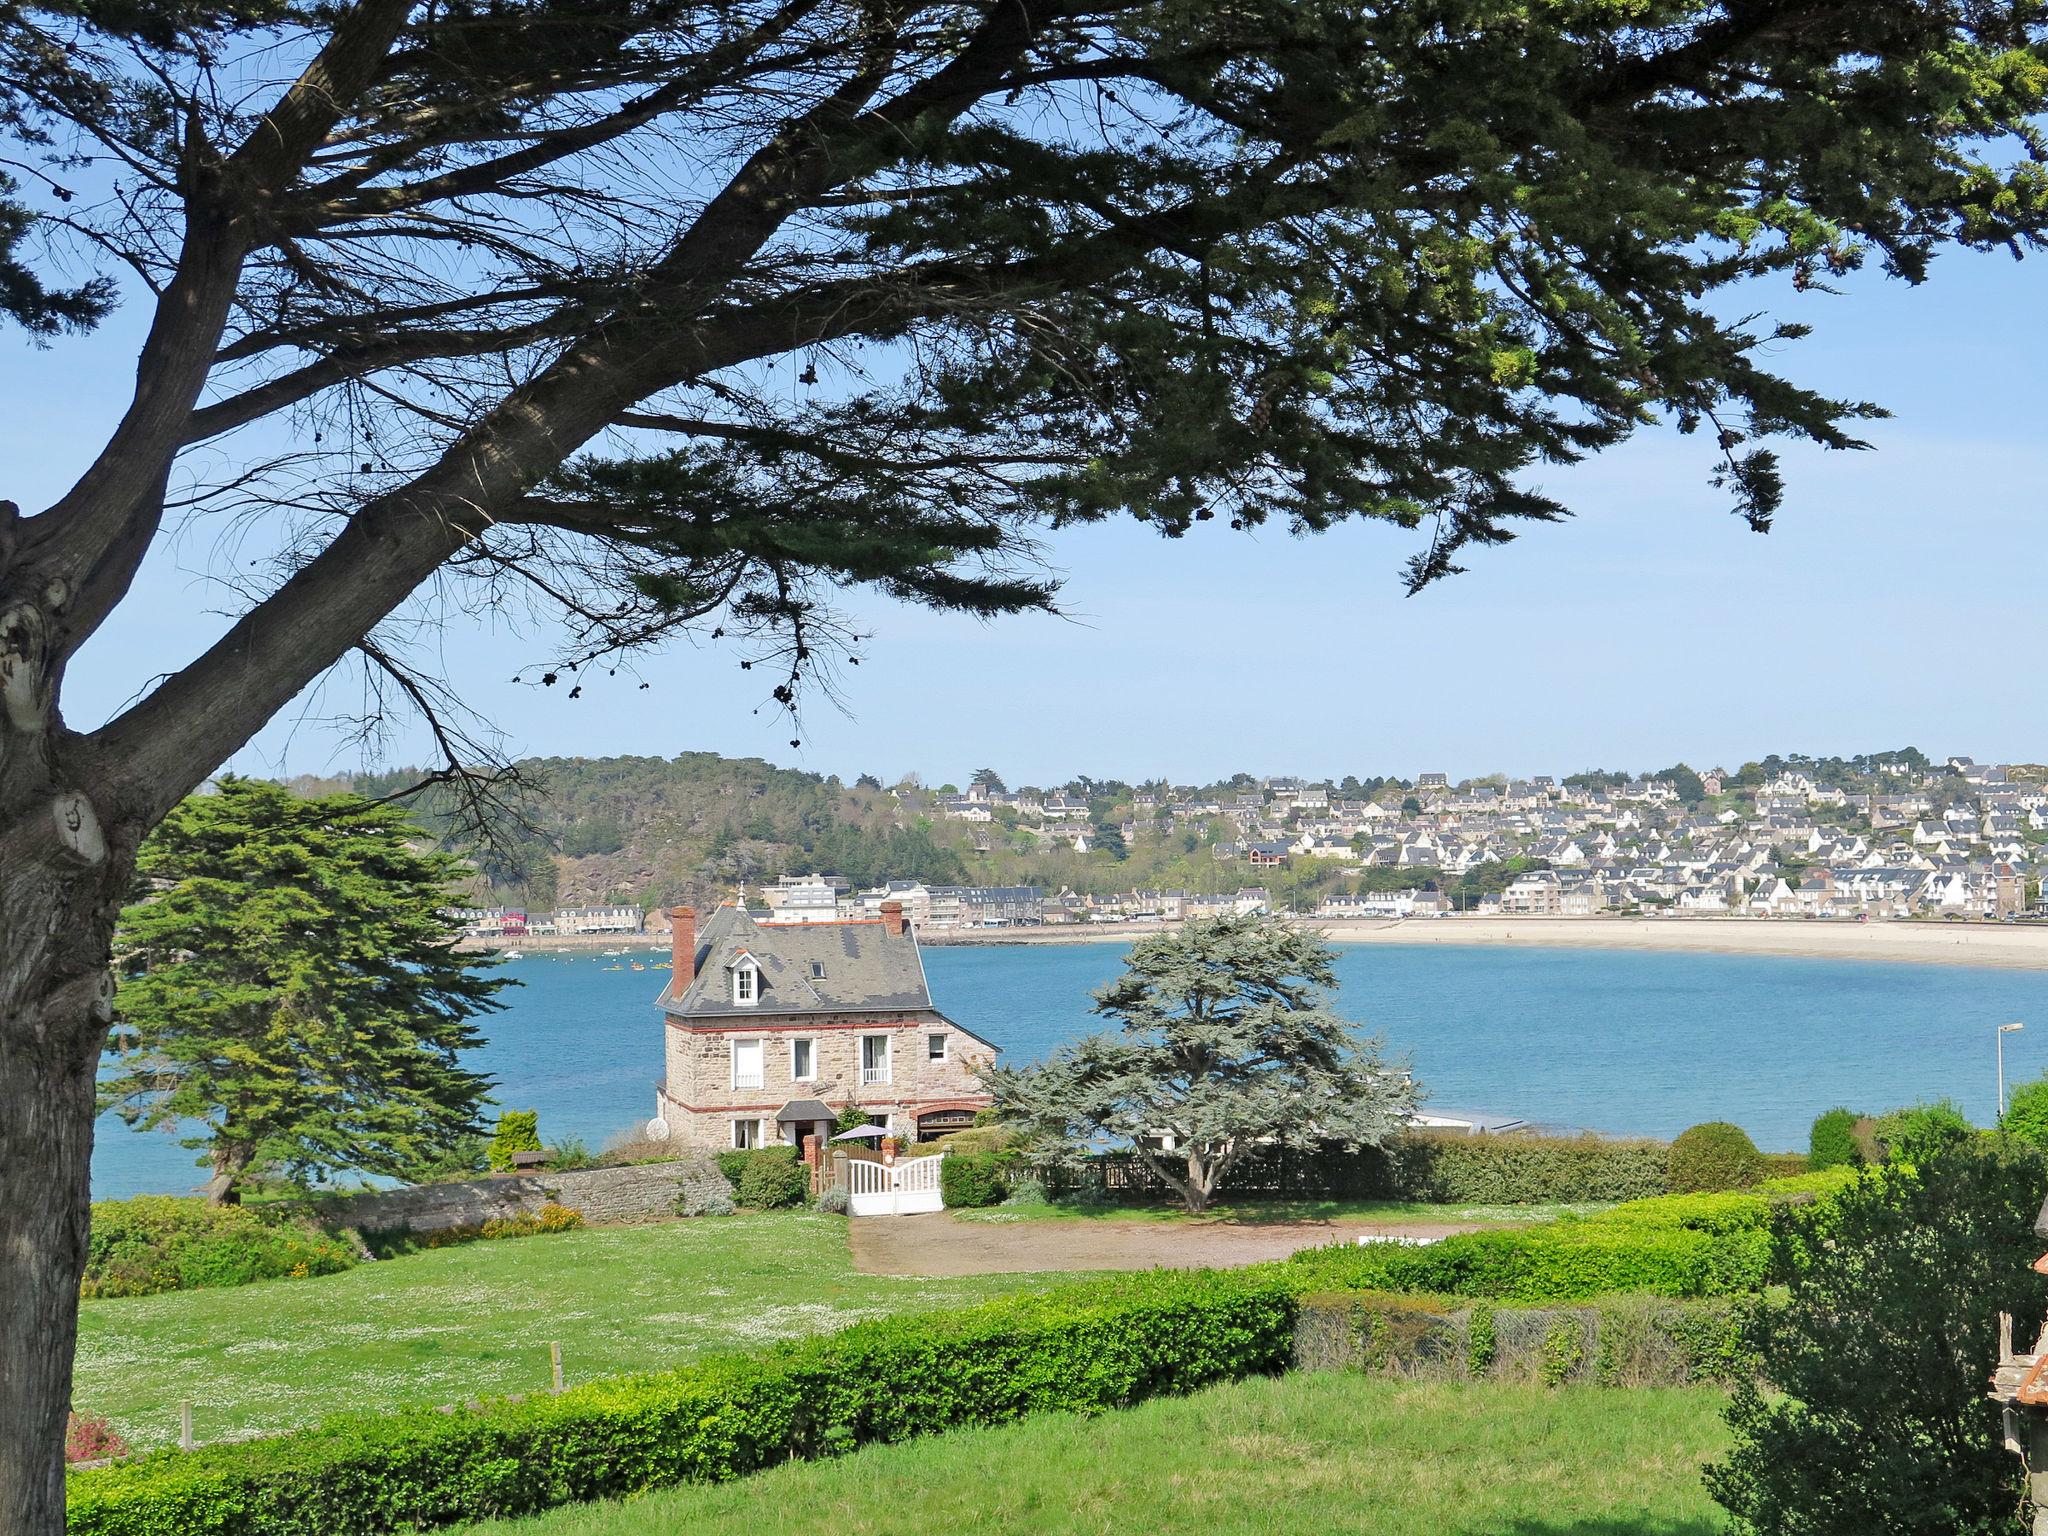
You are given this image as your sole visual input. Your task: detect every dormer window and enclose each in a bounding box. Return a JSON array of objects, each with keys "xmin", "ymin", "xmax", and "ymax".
[
  {"xmin": 810, "ymin": 960, "xmax": 826, "ymax": 980},
  {"xmin": 732, "ymin": 958, "xmax": 759, "ymax": 1006}
]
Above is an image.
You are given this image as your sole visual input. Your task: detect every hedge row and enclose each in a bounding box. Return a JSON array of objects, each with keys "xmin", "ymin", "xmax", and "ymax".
[
  {"xmin": 1286, "ymin": 1223, "xmax": 1769, "ymax": 1302},
  {"xmin": 82, "ymin": 1198, "xmax": 358, "ymax": 1299},
  {"xmin": 66, "ymin": 1271, "xmax": 1296, "ymax": 1536},
  {"xmin": 1293, "ymin": 1292, "xmax": 1747, "ymax": 1386},
  {"xmin": 1042, "ymin": 1131, "xmax": 1678, "ymax": 1206},
  {"xmin": 1283, "ymin": 1173, "xmax": 1848, "ymax": 1303}
]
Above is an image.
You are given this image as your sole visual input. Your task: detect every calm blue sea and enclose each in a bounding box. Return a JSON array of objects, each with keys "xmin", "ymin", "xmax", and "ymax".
[{"xmin": 88, "ymin": 942, "xmax": 2048, "ymax": 1197}]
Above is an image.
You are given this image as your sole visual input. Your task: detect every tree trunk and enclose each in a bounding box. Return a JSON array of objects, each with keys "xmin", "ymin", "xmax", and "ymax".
[
  {"xmin": 0, "ymin": 601, "xmax": 133, "ymax": 1535},
  {"xmin": 206, "ymin": 1144, "xmax": 253, "ymax": 1206}
]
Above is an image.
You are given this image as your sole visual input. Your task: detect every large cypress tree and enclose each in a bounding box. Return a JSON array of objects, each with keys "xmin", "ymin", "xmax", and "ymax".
[
  {"xmin": 985, "ymin": 912, "xmax": 1416, "ymax": 1211},
  {"xmin": 101, "ymin": 779, "xmax": 502, "ymax": 1203}
]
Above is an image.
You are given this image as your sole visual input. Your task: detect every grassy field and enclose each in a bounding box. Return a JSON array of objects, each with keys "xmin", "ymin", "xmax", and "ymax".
[
  {"xmin": 458, "ymin": 1373, "xmax": 1732, "ymax": 1536},
  {"xmin": 74, "ymin": 1214, "xmax": 1044, "ymax": 1451},
  {"xmin": 957, "ymin": 1197, "xmax": 1610, "ymax": 1225}
]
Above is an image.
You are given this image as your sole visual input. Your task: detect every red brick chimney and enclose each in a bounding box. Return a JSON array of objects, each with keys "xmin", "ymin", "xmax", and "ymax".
[
  {"xmin": 880, "ymin": 900, "xmax": 906, "ymax": 938},
  {"xmin": 669, "ymin": 907, "xmax": 697, "ymax": 985}
]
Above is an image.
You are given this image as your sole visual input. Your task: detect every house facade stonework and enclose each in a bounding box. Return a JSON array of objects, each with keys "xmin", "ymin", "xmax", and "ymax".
[{"xmin": 648, "ymin": 902, "xmax": 997, "ymax": 1154}]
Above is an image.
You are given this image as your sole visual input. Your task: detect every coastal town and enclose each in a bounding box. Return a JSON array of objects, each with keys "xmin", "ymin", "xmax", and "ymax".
[{"xmin": 457, "ymin": 750, "xmax": 2048, "ymax": 939}]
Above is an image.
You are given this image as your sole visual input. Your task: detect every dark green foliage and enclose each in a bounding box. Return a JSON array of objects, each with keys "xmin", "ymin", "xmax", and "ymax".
[
  {"xmin": 1654, "ymin": 764, "xmax": 1709, "ymax": 807},
  {"xmin": 0, "ymin": 185, "xmax": 114, "ymax": 337},
  {"xmin": 835, "ymin": 1105, "xmax": 875, "ymax": 1136},
  {"xmin": 1808, "ymin": 1107, "xmax": 1864, "ymax": 1171},
  {"xmin": 717, "ymin": 1148, "xmax": 809, "ymax": 1210},
  {"xmin": 1708, "ymin": 1148, "xmax": 2048, "ymax": 1536},
  {"xmin": 1374, "ymin": 1133, "xmax": 1671, "ymax": 1205},
  {"xmin": 1667, "ymin": 1123, "xmax": 1765, "ymax": 1193},
  {"xmin": 358, "ymin": 753, "xmax": 967, "ymax": 912},
  {"xmin": 487, "ymin": 1112, "xmax": 542, "ymax": 1173},
  {"xmin": 939, "ymin": 1154, "xmax": 1006, "ymax": 1209},
  {"xmin": 102, "ymin": 780, "xmax": 505, "ymax": 1200},
  {"xmin": 1040, "ymin": 1131, "xmax": 1672, "ymax": 1206},
  {"xmin": 2002, "ymin": 1076, "xmax": 2048, "ymax": 1152},
  {"xmin": 1873, "ymin": 1099, "xmax": 1975, "ymax": 1165},
  {"xmin": 559, "ymin": 813, "xmax": 626, "ymax": 858},
  {"xmin": 81, "ymin": 1198, "xmax": 356, "ymax": 1299},
  {"xmin": 64, "ymin": 1272, "xmax": 1295, "ymax": 1535}
]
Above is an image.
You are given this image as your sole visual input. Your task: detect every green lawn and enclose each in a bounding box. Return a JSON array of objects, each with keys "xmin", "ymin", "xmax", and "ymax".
[
  {"xmin": 458, "ymin": 1373, "xmax": 1732, "ymax": 1536},
  {"xmin": 74, "ymin": 1214, "xmax": 1044, "ymax": 1451},
  {"xmin": 958, "ymin": 1197, "xmax": 1610, "ymax": 1225}
]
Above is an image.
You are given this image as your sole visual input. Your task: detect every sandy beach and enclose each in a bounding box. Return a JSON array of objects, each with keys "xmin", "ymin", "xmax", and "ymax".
[{"xmin": 922, "ymin": 915, "xmax": 2048, "ymax": 970}]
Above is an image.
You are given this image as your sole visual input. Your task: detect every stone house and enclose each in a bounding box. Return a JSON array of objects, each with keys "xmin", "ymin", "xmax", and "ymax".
[{"xmin": 647, "ymin": 902, "xmax": 998, "ymax": 1155}]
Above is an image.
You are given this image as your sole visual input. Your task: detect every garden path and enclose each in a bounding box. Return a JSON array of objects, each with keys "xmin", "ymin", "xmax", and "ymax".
[{"xmin": 845, "ymin": 1213, "xmax": 1487, "ymax": 1275}]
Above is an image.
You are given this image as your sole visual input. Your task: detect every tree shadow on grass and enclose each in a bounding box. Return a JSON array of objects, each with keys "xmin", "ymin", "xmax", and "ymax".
[{"xmin": 1483, "ymin": 1520, "xmax": 1723, "ymax": 1536}]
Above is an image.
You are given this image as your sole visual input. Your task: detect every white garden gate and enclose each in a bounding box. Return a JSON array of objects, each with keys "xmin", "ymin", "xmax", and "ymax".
[{"xmin": 846, "ymin": 1154, "xmax": 945, "ymax": 1216}]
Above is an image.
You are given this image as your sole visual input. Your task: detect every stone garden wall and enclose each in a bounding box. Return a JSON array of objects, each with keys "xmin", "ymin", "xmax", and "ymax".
[{"xmin": 309, "ymin": 1157, "xmax": 729, "ymax": 1235}]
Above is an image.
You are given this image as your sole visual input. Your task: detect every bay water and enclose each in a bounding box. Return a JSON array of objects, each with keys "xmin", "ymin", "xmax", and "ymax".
[{"xmin": 89, "ymin": 941, "xmax": 2048, "ymax": 1197}]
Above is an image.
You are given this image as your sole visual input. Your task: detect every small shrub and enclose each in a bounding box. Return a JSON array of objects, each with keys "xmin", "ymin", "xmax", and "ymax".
[
  {"xmin": 544, "ymin": 1137, "xmax": 596, "ymax": 1171},
  {"xmin": 939, "ymin": 1152, "xmax": 1006, "ymax": 1209},
  {"xmin": 814, "ymin": 1186, "xmax": 849, "ymax": 1215},
  {"xmin": 1467, "ymin": 1301, "xmax": 1496, "ymax": 1375},
  {"xmin": 488, "ymin": 1110, "xmax": 543, "ymax": 1171},
  {"xmin": 1539, "ymin": 1316, "xmax": 1586, "ymax": 1387},
  {"xmin": 697, "ymin": 1191, "xmax": 735, "ymax": 1217},
  {"xmin": 1807, "ymin": 1107, "xmax": 1863, "ymax": 1170},
  {"xmin": 1002, "ymin": 1179, "xmax": 1050, "ymax": 1208},
  {"xmin": 722, "ymin": 1147, "xmax": 809, "ymax": 1210},
  {"xmin": 1667, "ymin": 1122, "xmax": 1764, "ymax": 1193},
  {"xmin": 1872, "ymin": 1098, "xmax": 1973, "ymax": 1165},
  {"xmin": 83, "ymin": 1197, "xmax": 356, "ymax": 1298},
  {"xmin": 66, "ymin": 1413, "xmax": 128, "ymax": 1465}
]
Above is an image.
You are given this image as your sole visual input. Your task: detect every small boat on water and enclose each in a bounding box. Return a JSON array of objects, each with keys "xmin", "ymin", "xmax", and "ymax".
[
  {"xmin": 630, "ymin": 962, "xmax": 646, "ymax": 971},
  {"xmin": 602, "ymin": 949, "xmax": 622, "ymax": 957},
  {"xmin": 602, "ymin": 963, "xmax": 623, "ymax": 971},
  {"xmin": 501, "ymin": 949, "xmax": 523, "ymax": 961}
]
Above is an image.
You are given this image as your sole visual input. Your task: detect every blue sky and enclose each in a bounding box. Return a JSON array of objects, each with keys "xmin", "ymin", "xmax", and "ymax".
[{"xmin": 8, "ymin": 244, "xmax": 2044, "ymax": 791}]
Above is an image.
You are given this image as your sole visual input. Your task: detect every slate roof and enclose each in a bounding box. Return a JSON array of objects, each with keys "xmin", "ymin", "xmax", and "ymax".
[{"xmin": 661, "ymin": 906, "xmax": 941, "ymax": 1021}]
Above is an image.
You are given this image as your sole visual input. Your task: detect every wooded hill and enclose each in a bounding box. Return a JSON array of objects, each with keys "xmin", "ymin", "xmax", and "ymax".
[
  {"xmin": 292, "ymin": 755, "xmax": 962, "ymax": 913},
  {"xmin": 288, "ymin": 754, "xmax": 1378, "ymax": 912}
]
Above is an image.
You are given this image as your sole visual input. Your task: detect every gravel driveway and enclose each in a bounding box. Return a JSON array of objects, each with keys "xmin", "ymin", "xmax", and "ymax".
[{"xmin": 845, "ymin": 1212, "xmax": 1486, "ymax": 1276}]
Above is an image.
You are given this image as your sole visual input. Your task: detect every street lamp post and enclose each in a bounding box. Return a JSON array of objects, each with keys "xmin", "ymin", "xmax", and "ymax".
[{"xmin": 1999, "ymin": 1022, "xmax": 2026, "ymax": 1120}]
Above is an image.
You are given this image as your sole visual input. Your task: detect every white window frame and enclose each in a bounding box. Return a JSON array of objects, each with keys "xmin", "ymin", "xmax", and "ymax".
[
  {"xmin": 732, "ymin": 960, "xmax": 759, "ymax": 1006},
  {"xmin": 732, "ymin": 1117, "xmax": 762, "ymax": 1150},
  {"xmin": 731, "ymin": 1037, "xmax": 764, "ymax": 1090},
  {"xmin": 927, "ymin": 1032, "xmax": 948, "ymax": 1063},
  {"xmin": 860, "ymin": 1033, "xmax": 892, "ymax": 1086},
  {"xmin": 791, "ymin": 1037, "xmax": 816, "ymax": 1081}
]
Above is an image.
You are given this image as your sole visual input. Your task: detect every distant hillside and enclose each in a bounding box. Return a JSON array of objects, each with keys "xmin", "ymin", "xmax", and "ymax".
[
  {"xmin": 323, "ymin": 755, "xmax": 966, "ymax": 912},
  {"xmin": 304, "ymin": 751, "xmax": 1295, "ymax": 912}
]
